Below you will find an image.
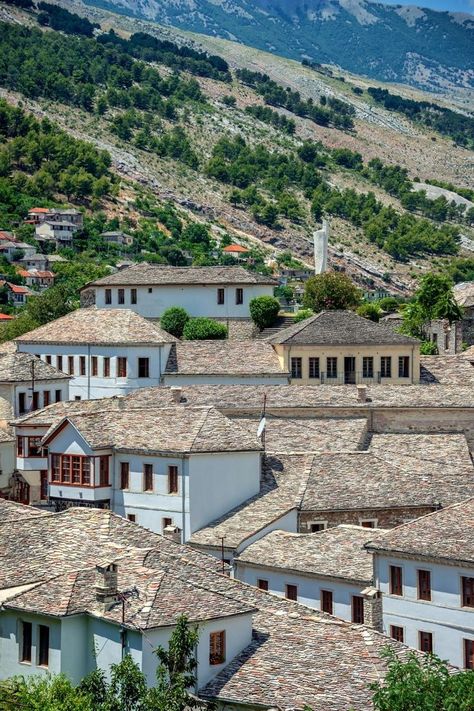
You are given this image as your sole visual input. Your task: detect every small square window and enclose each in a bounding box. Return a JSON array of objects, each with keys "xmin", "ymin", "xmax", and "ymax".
[
  {"xmin": 310, "ymin": 522, "xmax": 327, "ymax": 532},
  {"xmin": 127, "ymin": 514, "xmax": 136, "ymax": 523},
  {"xmin": 285, "ymin": 584, "xmax": 297, "ymax": 601},
  {"xmin": 321, "ymin": 589, "xmax": 333, "ymax": 615},
  {"xmin": 257, "ymin": 579, "xmax": 269, "ymax": 591},
  {"xmin": 390, "ymin": 625, "xmax": 404, "ymax": 643},
  {"xmin": 419, "ymin": 631, "xmax": 433, "ymax": 653}
]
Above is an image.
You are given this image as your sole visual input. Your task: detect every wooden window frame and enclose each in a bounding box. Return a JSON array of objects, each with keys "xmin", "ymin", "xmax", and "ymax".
[
  {"xmin": 120, "ymin": 462, "xmax": 130, "ymax": 490},
  {"xmin": 419, "ymin": 631, "xmax": 433, "ymax": 653},
  {"xmin": 18, "ymin": 392, "xmax": 26, "ymax": 415},
  {"xmin": 45, "ymin": 355, "xmax": 52, "ymax": 365},
  {"xmin": 462, "ymin": 577, "xmax": 474, "ymax": 608},
  {"xmin": 143, "ymin": 463, "xmax": 153, "ymax": 492},
  {"xmin": 38, "ymin": 625, "xmax": 49, "ymax": 668},
  {"xmin": 362, "ymin": 356, "xmax": 374, "ymax": 379},
  {"xmin": 285, "ymin": 584, "xmax": 298, "ymax": 601},
  {"xmin": 131, "ymin": 288, "xmax": 137, "ymax": 305},
  {"xmin": 257, "ymin": 579, "xmax": 269, "ymax": 591},
  {"xmin": 20, "ymin": 621, "xmax": 32, "ymax": 663},
  {"xmin": 32, "ymin": 391, "xmax": 39, "ymax": 411},
  {"xmin": 389, "ymin": 565, "xmax": 403, "ymax": 596},
  {"xmin": 235, "ymin": 287, "xmax": 243, "ymax": 305},
  {"xmin": 103, "ymin": 357, "xmax": 110, "ymax": 377},
  {"xmin": 55, "ymin": 389, "xmax": 62, "ymax": 403},
  {"xmin": 99, "ymin": 456, "xmax": 109, "ymax": 487},
  {"xmin": 118, "ymin": 288, "xmax": 125, "ymax": 305},
  {"xmin": 291, "ymin": 357, "xmax": 302, "ymax": 379},
  {"xmin": 398, "ymin": 355, "xmax": 410, "ymax": 378},
  {"xmin": 217, "ymin": 288, "xmax": 225, "ymax": 305},
  {"xmin": 68, "ymin": 356, "xmax": 74, "ymax": 375},
  {"xmin": 351, "ymin": 595, "xmax": 364, "ymax": 624},
  {"xmin": 321, "ymin": 589, "xmax": 333, "ymax": 615},
  {"xmin": 79, "ymin": 356, "xmax": 86, "ymax": 376},
  {"xmin": 127, "ymin": 514, "xmax": 136, "ymax": 523},
  {"xmin": 390, "ymin": 625, "xmax": 404, "ymax": 643},
  {"xmin": 417, "ymin": 569, "xmax": 431, "ymax": 601},
  {"xmin": 326, "ymin": 357, "xmax": 338, "ymax": 379},
  {"xmin": 50, "ymin": 454, "xmax": 92, "ymax": 487},
  {"xmin": 117, "ymin": 357, "xmax": 127, "ymax": 378},
  {"xmin": 138, "ymin": 357, "xmax": 150, "ymax": 379},
  {"xmin": 43, "ymin": 390, "xmax": 50, "ymax": 408},
  {"xmin": 162, "ymin": 517, "xmax": 172, "ymax": 531},
  {"xmin": 17, "ymin": 436, "xmax": 24, "ymax": 457},
  {"xmin": 209, "ymin": 630, "xmax": 226, "ymax": 666},
  {"xmin": 56, "ymin": 355, "xmax": 63, "ymax": 371},
  {"xmin": 27, "ymin": 436, "xmax": 44, "ymax": 458},
  {"xmin": 380, "ymin": 356, "xmax": 392, "ymax": 379},
  {"xmin": 168, "ymin": 465, "xmax": 178, "ymax": 494},
  {"xmin": 465, "ymin": 638, "xmax": 474, "ymax": 670},
  {"xmin": 359, "ymin": 519, "xmax": 377, "ymax": 529},
  {"xmin": 91, "ymin": 356, "xmax": 98, "ymax": 377},
  {"xmin": 308, "ymin": 357, "xmax": 320, "ymax": 379},
  {"xmin": 105, "ymin": 288, "xmax": 112, "ymax": 305}
]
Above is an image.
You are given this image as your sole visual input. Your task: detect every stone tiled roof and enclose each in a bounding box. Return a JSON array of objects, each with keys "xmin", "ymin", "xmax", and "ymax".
[
  {"xmin": 267, "ymin": 310, "xmax": 419, "ymax": 345},
  {"xmin": 0, "ymin": 426, "xmax": 15, "ymax": 443},
  {"xmin": 237, "ymin": 525, "xmax": 387, "ymax": 584},
  {"xmin": 366, "ymin": 498, "xmax": 474, "ymax": 565},
  {"xmin": 420, "ymin": 355, "xmax": 474, "ymax": 385},
  {"xmin": 85, "ymin": 264, "xmax": 276, "ymax": 287},
  {"xmin": 189, "ymin": 454, "xmax": 312, "ymax": 550},
  {"xmin": 0, "ymin": 352, "xmax": 69, "ymax": 382},
  {"xmin": 43, "ymin": 406, "xmax": 262, "ymax": 455},
  {"xmin": 0, "ymin": 499, "xmax": 49, "ymax": 522},
  {"xmin": 15, "ymin": 308, "xmax": 178, "ymax": 345},
  {"xmin": 454, "ymin": 281, "xmax": 474, "ymax": 308},
  {"xmin": 164, "ymin": 340, "xmax": 287, "ymax": 377}
]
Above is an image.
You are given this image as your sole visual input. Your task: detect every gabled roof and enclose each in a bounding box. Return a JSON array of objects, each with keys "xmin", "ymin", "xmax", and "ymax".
[
  {"xmin": 0, "ymin": 352, "xmax": 69, "ymax": 383},
  {"xmin": 15, "ymin": 307, "xmax": 178, "ymax": 346},
  {"xmin": 165, "ymin": 340, "xmax": 287, "ymax": 377},
  {"xmin": 366, "ymin": 497, "xmax": 474, "ymax": 565},
  {"xmin": 83, "ymin": 263, "xmax": 277, "ymax": 288},
  {"xmin": 223, "ymin": 244, "xmax": 249, "ymax": 253},
  {"xmin": 267, "ymin": 310, "xmax": 419, "ymax": 345},
  {"xmin": 0, "ymin": 499, "xmax": 49, "ymax": 522}
]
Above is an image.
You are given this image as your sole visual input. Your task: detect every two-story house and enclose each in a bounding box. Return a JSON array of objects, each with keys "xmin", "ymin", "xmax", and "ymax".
[
  {"xmin": 35, "ymin": 221, "xmax": 78, "ymax": 247},
  {"xmin": 366, "ymin": 498, "xmax": 474, "ymax": 669},
  {"xmin": 80, "ymin": 264, "xmax": 277, "ymax": 319},
  {"xmin": 268, "ymin": 310, "xmax": 420, "ymax": 385},
  {"xmin": 15, "ymin": 308, "xmax": 178, "ymax": 399}
]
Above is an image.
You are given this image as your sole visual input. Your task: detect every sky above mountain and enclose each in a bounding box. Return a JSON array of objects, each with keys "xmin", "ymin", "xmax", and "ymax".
[{"xmin": 380, "ymin": 0, "xmax": 473, "ymax": 12}]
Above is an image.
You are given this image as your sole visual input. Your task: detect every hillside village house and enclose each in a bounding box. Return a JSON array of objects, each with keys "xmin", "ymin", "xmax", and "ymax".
[
  {"xmin": 80, "ymin": 264, "xmax": 277, "ymax": 319},
  {"xmin": 0, "ymin": 502, "xmax": 413, "ymax": 709},
  {"xmin": 100, "ymin": 230, "xmax": 134, "ymax": 246},
  {"xmin": 26, "ymin": 207, "xmax": 83, "ymax": 228},
  {"xmin": 0, "ymin": 240, "xmax": 36, "ymax": 262},
  {"xmin": 0, "ymin": 281, "xmax": 32, "ymax": 306},
  {"xmin": 366, "ymin": 499, "xmax": 474, "ymax": 669},
  {"xmin": 35, "ymin": 220, "xmax": 78, "ymax": 247},
  {"xmin": 268, "ymin": 310, "xmax": 421, "ymax": 385},
  {"xmin": 15, "ymin": 308, "xmax": 178, "ymax": 400}
]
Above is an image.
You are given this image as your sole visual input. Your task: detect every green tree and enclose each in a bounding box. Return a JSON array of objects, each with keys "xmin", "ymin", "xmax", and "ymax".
[
  {"xmin": 249, "ymin": 295, "xmax": 280, "ymax": 330},
  {"xmin": 370, "ymin": 648, "xmax": 474, "ymax": 711},
  {"xmin": 183, "ymin": 318, "xmax": 228, "ymax": 340},
  {"xmin": 303, "ymin": 272, "xmax": 361, "ymax": 312},
  {"xmin": 294, "ymin": 308, "xmax": 313, "ymax": 323},
  {"xmin": 357, "ymin": 303, "xmax": 382, "ymax": 322},
  {"xmin": 401, "ymin": 272, "xmax": 463, "ymax": 339},
  {"xmin": 0, "ymin": 673, "xmax": 94, "ymax": 710},
  {"xmin": 160, "ymin": 307, "xmax": 189, "ymax": 338}
]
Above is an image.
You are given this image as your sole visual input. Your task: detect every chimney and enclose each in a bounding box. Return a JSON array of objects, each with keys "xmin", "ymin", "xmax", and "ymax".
[
  {"xmin": 95, "ymin": 563, "xmax": 118, "ymax": 604},
  {"xmin": 170, "ymin": 387, "xmax": 182, "ymax": 405},
  {"xmin": 360, "ymin": 586, "xmax": 383, "ymax": 632},
  {"xmin": 163, "ymin": 524, "xmax": 182, "ymax": 544},
  {"xmin": 357, "ymin": 384, "xmax": 367, "ymax": 403}
]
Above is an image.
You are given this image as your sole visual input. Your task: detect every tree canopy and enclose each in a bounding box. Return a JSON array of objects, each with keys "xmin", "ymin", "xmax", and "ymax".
[{"xmin": 303, "ymin": 272, "xmax": 361, "ymax": 312}]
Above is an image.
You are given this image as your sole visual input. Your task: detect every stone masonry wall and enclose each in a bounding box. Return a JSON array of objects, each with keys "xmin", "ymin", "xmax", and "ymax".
[{"xmin": 299, "ymin": 506, "xmax": 434, "ymax": 532}]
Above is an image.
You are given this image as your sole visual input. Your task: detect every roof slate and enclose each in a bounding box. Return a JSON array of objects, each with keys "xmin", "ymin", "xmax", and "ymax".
[
  {"xmin": 85, "ymin": 263, "xmax": 276, "ymax": 287},
  {"xmin": 15, "ymin": 308, "xmax": 178, "ymax": 345},
  {"xmin": 420, "ymin": 355, "xmax": 474, "ymax": 386},
  {"xmin": 165, "ymin": 340, "xmax": 287, "ymax": 377},
  {"xmin": 267, "ymin": 310, "xmax": 419, "ymax": 346},
  {"xmin": 0, "ymin": 499, "xmax": 49, "ymax": 522},
  {"xmin": 0, "ymin": 352, "xmax": 69, "ymax": 382}
]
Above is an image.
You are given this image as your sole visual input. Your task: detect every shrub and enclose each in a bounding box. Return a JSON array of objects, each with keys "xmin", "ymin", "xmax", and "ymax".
[
  {"xmin": 377, "ymin": 296, "xmax": 400, "ymax": 313},
  {"xmin": 160, "ymin": 306, "xmax": 189, "ymax": 337},
  {"xmin": 420, "ymin": 340, "xmax": 438, "ymax": 355},
  {"xmin": 294, "ymin": 308, "xmax": 313, "ymax": 323},
  {"xmin": 303, "ymin": 272, "xmax": 361, "ymax": 312},
  {"xmin": 356, "ymin": 303, "xmax": 382, "ymax": 322},
  {"xmin": 249, "ymin": 296, "xmax": 281, "ymax": 330},
  {"xmin": 183, "ymin": 317, "xmax": 228, "ymax": 340}
]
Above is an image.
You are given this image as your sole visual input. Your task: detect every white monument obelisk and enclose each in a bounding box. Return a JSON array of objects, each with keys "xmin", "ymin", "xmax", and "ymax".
[{"xmin": 312, "ymin": 218, "xmax": 329, "ymax": 274}]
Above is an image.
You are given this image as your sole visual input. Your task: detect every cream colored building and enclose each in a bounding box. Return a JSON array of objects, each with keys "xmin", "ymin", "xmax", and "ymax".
[{"xmin": 268, "ymin": 310, "xmax": 420, "ymax": 385}]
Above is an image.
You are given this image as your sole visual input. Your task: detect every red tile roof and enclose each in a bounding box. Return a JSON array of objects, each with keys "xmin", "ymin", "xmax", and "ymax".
[
  {"xmin": 223, "ymin": 244, "xmax": 249, "ymax": 253},
  {"xmin": 0, "ymin": 313, "xmax": 13, "ymax": 320},
  {"xmin": 28, "ymin": 208, "xmax": 50, "ymax": 214}
]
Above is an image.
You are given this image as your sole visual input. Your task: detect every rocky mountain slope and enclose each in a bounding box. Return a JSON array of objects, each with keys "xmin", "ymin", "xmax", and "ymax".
[{"xmin": 84, "ymin": 0, "xmax": 474, "ymax": 91}]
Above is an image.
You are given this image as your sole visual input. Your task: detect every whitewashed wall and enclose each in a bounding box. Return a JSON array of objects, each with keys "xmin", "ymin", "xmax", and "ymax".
[{"xmin": 0, "ymin": 611, "xmax": 62, "ymax": 680}]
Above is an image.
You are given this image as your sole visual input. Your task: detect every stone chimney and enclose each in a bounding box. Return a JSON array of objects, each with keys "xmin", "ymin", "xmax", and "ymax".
[
  {"xmin": 361, "ymin": 586, "xmax": 383, "ymax": 632},
  {"xmin": 163, "ymin": 524, "xmax": 182, "ymax": 544},
  {"xmin": 170, "ymin": 387, "xmax": 182, "ymax": 405},
  {"xmin": 95, "ymin": 563, "xmax": 118, "ymax": 604},
  {"xmin": 357, "ymin": 384, "xmax": 367, "ymax": 403}
]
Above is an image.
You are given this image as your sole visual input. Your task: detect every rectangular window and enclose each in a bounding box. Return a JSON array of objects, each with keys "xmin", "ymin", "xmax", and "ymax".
[
  {"xmin": 91, "ymin": 356, "xmax": 98, "ymax": 376},
  {"xmin": 138, "ymin": 357, "xmax": 149, "ymax": 378},
  {"xmin": 57, "ymin": 355, "xmax": 63, "ymax": 371},
  {"xmin": 81, "ymin": 457, "xmax": 91, "ymax": 486},
  {"xmin": 326, "ymin": 357, "xmax": 338, "ymax": 379},
  {"xmin": 360, "ymin": 520, "xmax": 377, "ymax": 529},
  {"xmin": 43, "ymin": 391, "xmax": 50, "ymax": 408},
  {"xmin": 352, "ymin": 596, "xmax": 364, "ymax": 624},
  {"xmin": 45, "ymin": 355, "xmax": 52, "ymax": 365},
  {"xmin": 103, "ymin": 357, "xmax": 110, "ymax": 377},
  {"xmin": 62, "ymin": 456, "xmax": 71, "ymax": 483},
  {"xmin": 99, "ymin": 456, "xmax": 109, "ymax": 487},
  {"xmin": 117, "ymin": 357, "xmax": 127, "ymax": 378},
  {"xmin": 131, "ymin": 288, "xmax": 137, "ymax": 305},
  {"xmin": 68, "ymin": 356, "xmax": 74, "ymax": 375},
  {"xmin": 162, "ymin": 517, "xmax": 172, "ymax": 530},
  {"xmin": 118, "ymin": 288, "xmax": 125, "ymax": 305},
  {"xmin": 235, "ymin": 288, "xmax": 243, "ymax": 305},
  {"xmin": 390, "ymin": 566, "xmax": 403, "ymax": 596},
  {"xmin": 465, "ymin": 639, "xmax": 474, "ymax": 670},
  {"xmin": 398, "ymin": 356, "xmax": 410, "ymax": 378},
  {"xmin": 32, "ymin": 391, "xmax": 39, "ymax": 411},
  {"xmin": 17, "ymin": 436, "xmax": 24, "ymax": 457},
  {"xmin": 80, "ymin": 356, "xmax": 86, "ymax": 376},
  {"xmin": 105, "ymin": 289, "xmax": 112, "ymax": 305},
  {"xmin": 143, "ymin": 463, "xmax": 153, "ymax": 492},
  {"xmin": 321, "ymin": 590, "xmax": 333, "ymax": 615},
  {"xmin": 286, "ymin": 584, "xmax": 298, "ymax": 601},
  {"xmin": 418, "ymin": 570, "xmax": 431, "ymax": 601},
  {"xmin": 20, "ymin": 621, "xmax": 32, "ymax": 663},
  {"xmin": 310, "ymin": 522, "xmax": 327, "ymax": 532},
  {"xmin": 51, "ymin": 454, "xmax": 60, "ymax": 482},
  {"xmin": 18, "ymin": 392, "xmax": 26, "ymax": 415},
  {"xmin": 127, "ymin": 514, "xmax": 136, "ymax": 523},
  {"xmin": 309, "ymin": 357, "xmax": 320, "ymax": 379},
  {"xmin": 390, "ymin": 625, "xmax": 404, "ymax": 643},
  {"xmin": 55, "ymin": 390, "xmax": 62, "ymax": 403},
  {"xmin": 257, "ymin": 579, "xmax": 269, "ymax": 591},
  {"xmin": 217, "ymin": 288, "xmax": 225, "ymax": 305},
  {"xmin": 28, "ymin": 437, "xmax": 43, "ymax": 458},
  {"xmin": 72, "ymin": 456, "xmax": 81, "ymax": 484},
  {"xmin": 209, "ymin": 631, "xmax": 226, "ymax": 665},
  {"xmin": 462, "ymin": 577, "xmax": 474, "ymax": 608},
  {"xmin": 381, "ymin": 356, "xmax": 392, "ymax": 378},
  {"xmin": 38, "ymin": 625, "xmax": 49, "ymax": 667},
  {"xmin": 120, "ymin": 462, "xmax": 129, "ymax": 490},
  {"xmin": 168, "ymin": 465, "xmax": 178, "ymax": 494},
  {"xmin": 363, "ymin": 356, "xmax": 374, "ymax": 378},
  {"xmin": 419, "ymin": 631, "xmax": 433, "ymax": 653},
  {"xmin": 291, "ymin": 357, "xmax": 302, "ymax": 379}
]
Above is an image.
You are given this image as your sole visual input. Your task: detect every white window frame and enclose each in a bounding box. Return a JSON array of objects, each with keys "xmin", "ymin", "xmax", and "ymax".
[
  {"xmin": 308, "ymin": 520, "xmax": 328, "ymax": 532},
  {"xmin": 358, "ymin": 518, "xmax": 378, "ymax": 528}
]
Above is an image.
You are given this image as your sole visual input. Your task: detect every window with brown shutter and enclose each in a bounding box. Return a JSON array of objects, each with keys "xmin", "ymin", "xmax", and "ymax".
[
  {"xmin": 38, "ymin": 625, "xmax": 49, "ymax": 667},
  {"xmin": 352, "ymin": 595, "xmax": 364, "ymax": 624},
  {"xmin": 390, "ymin": 625, "xmax": 404, "ymax": 643},
  {"xmin": 91, "ymin": 356, "xmax": 98, "ymax": 376},
  {"xmin": 32, "ymin": 391, "xmax": 39, "ymax": 411},
  {"xmin": 217, "ymin": 288, "xmax": 225, "ymax": 305},
  {"xmin": 99, "ymin": 456, "xmax": 109, "ymax": 487},
  {"xmin": 235, "ymin": 288, "xmax": 243, "ymax": 305},
  {"xmin": 168, "ymin": 465, "xmax": 178, "ymax": 494},
  {"xmin": 80, "ymin": 356, "xmax": 86, "ymax": 376},
  {"xmin": 131, "ymin": 288, "xmax": 137, "ymax": 305},
  {"xmin": 103, "ymin": 357, "xmax": 110, "ymax": 377},
  {"xmin": 390, "ymin": 566, "xmax": 403, "ymax": 596},
  {"xmin": 465, "ymin": 639, "xmax": 474, "ymax": 670},
  {"xmin": 120, "ymin": 462, "xmax": 129, "ymax": 490},
  {"xmin": 419, "ymin": 631, "xmax": 433, "ymax": 653},
  {"xmin": 57, "ymin": 355, "xmax": 63, "ymax": 371},
  {"xmin": 258, "ymin": 579, "xmax": 269, "ymax": 591},
  {"xmin": 20, "ymin": 621, "xmax": 32, "ymax": 663},
  {"xmin": 286, "ymin": 584, "xmax": 298, "ymax": 601},
  {"xmin": 43, "ymin": 390, "xmax": 50, "ymax": 408},
  {"xmin": 418, "ymin": 570, "xmax": 431, "ymax": 601},
  {"xmin": 143, "ymin": 463, "xmax": 153, "ymax": 491},
  {"xmin": 321, "ymin": 590, "xmax": 333, "ymax": 615},
  {"xmin": 117, "ymin": 357, "xmax": 127, "ymax": 378},
  {"xmin": 68, "ymin": 356, "xmax": 74, "ymax": 375},
  {"xmin": 462, "ymin": 577, "xmax": 474, "ymax": 607},
  {"xmin": 105, "ymin": 289, "xmax": 112, "ymax": 305},
  {"xmin": 209, "ymin": 631, "xmax": 226, "ymax": 665},
  {"xmin": 118, "ymin": 288, "xmax": 125, "ymax": 305}
]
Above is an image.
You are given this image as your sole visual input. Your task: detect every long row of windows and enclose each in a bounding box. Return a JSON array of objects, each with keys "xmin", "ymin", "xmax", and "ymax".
[
  {"xmin": 43, "ymin": 355, "xmax": 151, "ymax": 378},
  {"xmin": 50, "ymin": 454, "xmax": 109, "ymax": 487},
  {"xmin": 105, "ymin": 287, "xmax": 138, "ymax": 305},
  {"xmin": 390, "ymin": 626, "xmax": 474, "ymax": 669},
  {"xmin": 389, "ymin": 565, "xmax": 474, "ymax": 607},
  {"xmin": 120, "ymin": 463, "xmax": 179, "ymax": 494},
  {"xmin": 290, "ymin": 356, "xmax": 410, "ymax": 379},
  {"xmin": 18, "ymin": 389, "xmax": 62, "ymax": 415},
  {"xmin": 104, "ymin": 287, "xmax": 246, "ymax": 306}
]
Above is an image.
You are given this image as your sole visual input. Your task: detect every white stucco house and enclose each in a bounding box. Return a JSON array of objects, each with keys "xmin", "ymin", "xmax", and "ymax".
[
  {"xmin": 80, "ymin": 263, "xmax": 277, "ymax": 319},
  {"xmin": 366, "ymin": 498, "xmax": 474, "ymax": 669},
  {"xmin": 15, "ymin": 308, "xmax": 178, "ymax": 400}
]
